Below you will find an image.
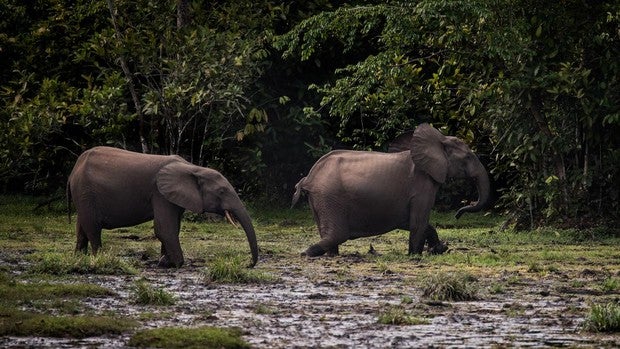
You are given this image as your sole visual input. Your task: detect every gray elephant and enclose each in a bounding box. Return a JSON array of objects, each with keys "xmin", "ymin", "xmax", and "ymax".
[
  {"xmin": 292, "ymin": 123, "xmax": 490, "ymax": 257},
  {"xmin": 67, "ymin": 146, "xmax": 259, "ymax": 268}
]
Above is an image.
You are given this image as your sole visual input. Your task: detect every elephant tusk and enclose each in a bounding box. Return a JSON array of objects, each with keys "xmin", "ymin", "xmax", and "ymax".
[{"xmin": 225, "ymin": 210, "xmax": 240, "ymax": 229}]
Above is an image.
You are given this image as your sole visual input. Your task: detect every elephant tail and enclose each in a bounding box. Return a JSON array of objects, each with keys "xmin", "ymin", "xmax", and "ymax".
[
  {"xmin": 291, "ymin": 177, "xmax": 307, "ymax": 208},
  {"xmin": 66, "ymin": 180, "xmax": 72, "ymax": 224}
]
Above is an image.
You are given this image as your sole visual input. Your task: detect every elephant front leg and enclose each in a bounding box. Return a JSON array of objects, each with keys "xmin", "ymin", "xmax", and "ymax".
[
  {"xmin": 153, "ymin": 198, "xmax": 185, "ymax": 268},
  {"xmin": 408, "ymin": 190, "xmax": 437, "ymax": 255},
  {"xmin": 408, "ymin": 228, "xmax": 427, "ymax": 254},
  {"xmin": 424, "ymin": 225, "xmax": 448, "ymax": 255}
]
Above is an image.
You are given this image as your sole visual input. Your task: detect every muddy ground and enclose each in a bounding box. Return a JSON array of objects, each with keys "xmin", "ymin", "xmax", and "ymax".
[{"xmin": 3, "ymin": 251, "xmax": 619, "ymax": 348}]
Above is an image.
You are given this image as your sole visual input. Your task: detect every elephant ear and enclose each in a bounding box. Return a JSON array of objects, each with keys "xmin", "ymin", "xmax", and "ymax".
[
  {"xmin": 411, "ymin": 123, "xmax": 448, "ymax": 184},
  {"xmin": 388, "ymin": 130, "xmax": 415, "ymax": 153},
  {"xmin": 156, "ymin": 162, "xmax": 203, "ymax": 213}
]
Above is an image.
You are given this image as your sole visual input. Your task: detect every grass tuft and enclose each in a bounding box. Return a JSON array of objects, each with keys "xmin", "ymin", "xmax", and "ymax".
[
  {"xmin": 583, "ymin": 302, "xmax": 620, "ymax": 332},
  {"xmin": 377, "ymin": 306, "xmax": 430, "ymax": 326},
  {"xmin": 421, "ymin": 272, "xmax": 478, "ymax": 301},
  {"xmin": 133, "ymin": 278, "xmax": 177, "ymax": 305},
  {"xmin": 600, "ymin": 277, "xmax": 619, "ymax": 293},
  {"xmin": 0, "ymin": 308, "xmax": 137, "ymax": 338},
  {"xmin": 205, "ymin": 256, "xmax": 274, "ymax": 284},
  {"xmin": 29, "ymin": 252, "xmax": 136, "ymax": 275},
  {"xmin": 0, "ymin": 280, "xmax": 112, "ymax": 303},
  {"xmin": 128, "ymin": 326, "xmax": 250, "ymax": 349}
]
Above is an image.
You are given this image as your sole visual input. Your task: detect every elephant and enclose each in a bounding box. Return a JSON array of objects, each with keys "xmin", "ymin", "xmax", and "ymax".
[
  {"xmin": 66, "ymin": 146, "xmax": 259, "ymax": 268},
  {"xmin": 291, "ymin": 123, "xmax": 490, "ymax": 257}
]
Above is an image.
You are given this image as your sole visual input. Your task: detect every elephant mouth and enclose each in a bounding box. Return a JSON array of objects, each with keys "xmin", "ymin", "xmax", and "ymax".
[{"xmin": 225, "ymin": 210, "xmax": 240, "ymax": 228}]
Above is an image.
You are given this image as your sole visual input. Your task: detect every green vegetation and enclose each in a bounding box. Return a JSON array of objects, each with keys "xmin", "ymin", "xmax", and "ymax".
[
  {"xmin": 600, "ymin": 277, "xmax": 619, "ymax": 293},
  {"xmin": 133, "ymin": 278, "xmax": 177, "ymax": 306},
  {"xmin": 0, "ymin": 309, "xmax": 137, "ymax": 338},
  {"xmin": 0, "ymin": 197, "xmax": 619, "ymax": 345},
  {"xmin": 583, "ymin": 302, "xmax": 620, "ymax": 333},
  {"xmin": 0, "ymin": 1, "xmax": 618, "ymax": 226},
  {"xmin": 0, "ymin": 278, "xmax": 112, "ymax": 303},
  {"xmin": 205, "ymin": 255, "xmax": 275, "ymax": 284},
  {"xmin": 421, "ymin": 272, "xmax": 479, "ymax": 302},
  {"xmin": 0, "ymin": 264, "xmax": 134, "ymax": 339},
  {"xmin": 377, "ymin": 306, "xmax": 430, "ymax": 326},
  {"xmin": 128, "ymin": 326, "xmax": 250, "ymax": 349},
  {"xmin": 29, "ymin": 251, "xmax": 137, "ymax": 275}
]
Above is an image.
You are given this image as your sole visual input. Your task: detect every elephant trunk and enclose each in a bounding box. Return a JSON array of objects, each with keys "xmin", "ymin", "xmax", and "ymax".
[
  {"xmin": 455, "ymin": 162, "xmax": 491, "ymax": 219},
  {"xmin": 230, "ymin": 206, "xmax": 259, "ymax": 267}
]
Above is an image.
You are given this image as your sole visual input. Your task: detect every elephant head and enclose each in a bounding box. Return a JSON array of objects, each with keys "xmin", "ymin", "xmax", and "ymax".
[
  {"xmin": 155, "ymin": 162, "xmax": 259, "ymax": 267},
  {"xmin": 410, "ymin": 123, "xmax": 491, "ymax": 219}
]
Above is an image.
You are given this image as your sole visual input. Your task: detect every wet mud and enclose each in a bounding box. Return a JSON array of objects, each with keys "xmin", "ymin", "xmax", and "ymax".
[{"xmin": 3, "ymin": 253, "xmax": 619, "ymax": 348}]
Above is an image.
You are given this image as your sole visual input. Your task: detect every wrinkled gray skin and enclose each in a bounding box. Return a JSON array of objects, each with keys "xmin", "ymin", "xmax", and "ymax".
[
  {"xmin": 67, "ymin": 146, "xmax": 259, "ymax": 268},
  {"xmin": 292, "ymin": 123, "xmax": 490, "ymax": 257}
]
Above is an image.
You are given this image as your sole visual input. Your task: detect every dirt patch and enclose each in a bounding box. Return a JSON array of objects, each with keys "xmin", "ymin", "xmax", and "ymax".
[{"xmin": 2, "ymin": 253, "xmax": 619, "ymax": 348}]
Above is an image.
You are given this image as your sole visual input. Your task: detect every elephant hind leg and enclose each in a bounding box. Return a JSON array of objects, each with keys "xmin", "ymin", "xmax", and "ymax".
[
  {"xmin": 75, "ymin": 215, "xmax": 102, "ymax": 254},
  {"xmin": 304, "ymin": 236, "xmax": 346, "ymax": 257},
  {"xmin": 75, "ymin": 220, "xmax": 88, "ymax": 254},
  {"xmin": 305, "ymin": 196, "xmax": 347, "ymax": 257}
]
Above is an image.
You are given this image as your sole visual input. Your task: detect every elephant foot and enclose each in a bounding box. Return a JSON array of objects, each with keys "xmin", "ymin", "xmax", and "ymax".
[
  {"xmin": 326, "ymin": 246, "xmax": 339, "ymax": 257},
  {"xmin": 74, "ymin": 247, "xmax": 88, "ymax": 255},
  {"xmin": 303, "ymin": 244, "xmax": 327, "ymax": 257},
  {"xmin": 427, "ymin": 241, "xmax": 449, "ymax": 255},
  {"xmin": 158, "ymin": 255, "xmax": 184, "ymax": 268}
]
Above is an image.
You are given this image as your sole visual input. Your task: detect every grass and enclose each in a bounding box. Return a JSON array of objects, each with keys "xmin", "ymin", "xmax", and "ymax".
[
  {"xmin": 583, "ymin": 302, "xmax": 620, "ymax": 332},
  {"xmin": 0, "ymin": 195, "xmax": 619, "ymax": 345},
  {"xmin": 0, "ymin": 278, "xmax": 113, "ymax": 303},
  {"xmin": 205, "ymin": 255, "xmax": 275, "ymax": 284},
  {"xmin": 128, "ymin": 326, "xmax": 250, "ymax": 348},
  {"xmin": 0, "ymin": 308, "xmax": 137, "ymax": 338},
  {"xmin": 133, "ymin": 278, "xmax": 177, "ymax": 305},
  {"xmin": 600, "ymin": 277, "xmax": 619, "ymax": 293},
  {"xmin": 0, "ymin": 270, "xmax": 131, "ymax": 338},
  {"xmin": 28, "ymin": 251, "xmax": 137, "ymax": 275},
  {"xmin": 421, "ymin": 272, "xmax": 479, "ymax": 301},
  {"xmin": 377, "ymin": 306, "xmax": 430, "ymax": 325}
]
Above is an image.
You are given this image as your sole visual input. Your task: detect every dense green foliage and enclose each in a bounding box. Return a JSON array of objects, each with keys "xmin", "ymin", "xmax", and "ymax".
[
  {"xmin": 275, "ymin": 0, "xmax": 620, "ymax": 225},
  {"xmin": 1, "ymin": 0, "xmax": 618, "ymax": 226}
]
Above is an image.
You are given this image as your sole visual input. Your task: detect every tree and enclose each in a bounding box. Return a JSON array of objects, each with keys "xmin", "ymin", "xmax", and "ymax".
[{"xmin": 275, "ymin": 0, "xmax": 619, "ymax": 224}]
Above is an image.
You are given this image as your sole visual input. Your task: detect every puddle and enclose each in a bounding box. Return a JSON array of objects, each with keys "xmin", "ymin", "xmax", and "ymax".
[{"xmin": 2, "ymin": 258, "xmax": 619, "ymax": 348}]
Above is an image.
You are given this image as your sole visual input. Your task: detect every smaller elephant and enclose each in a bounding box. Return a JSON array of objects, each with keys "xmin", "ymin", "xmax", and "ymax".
[
  {"xmin": 67, "ymin": 146, "xmax": 259, "ymax": 268},
  {"xmin": 292, "ymin": 123, "xmax": 490, "ymax": 257}
]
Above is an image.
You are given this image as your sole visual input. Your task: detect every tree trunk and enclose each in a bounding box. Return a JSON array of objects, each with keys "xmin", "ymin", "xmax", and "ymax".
[
  {"xmin": 106, "ymin": 0, "xmax": 149, "ymax": 153},
  {"xmin": 529, "ymin": 95, "xmax": 568, "ymax": 206},
  {"xmin": 177, "ymin": 0, "xmax": 191, "ymax": 29}
]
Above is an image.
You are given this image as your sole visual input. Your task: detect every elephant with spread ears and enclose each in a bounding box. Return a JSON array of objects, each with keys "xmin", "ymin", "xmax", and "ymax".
[
  {"xmin": 292, "ymin": 123, "xmax": 491, "ymax": 257},
  {"xmin": 67, "ymin": 146, "xmax": 259, "ymax": 268}
]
